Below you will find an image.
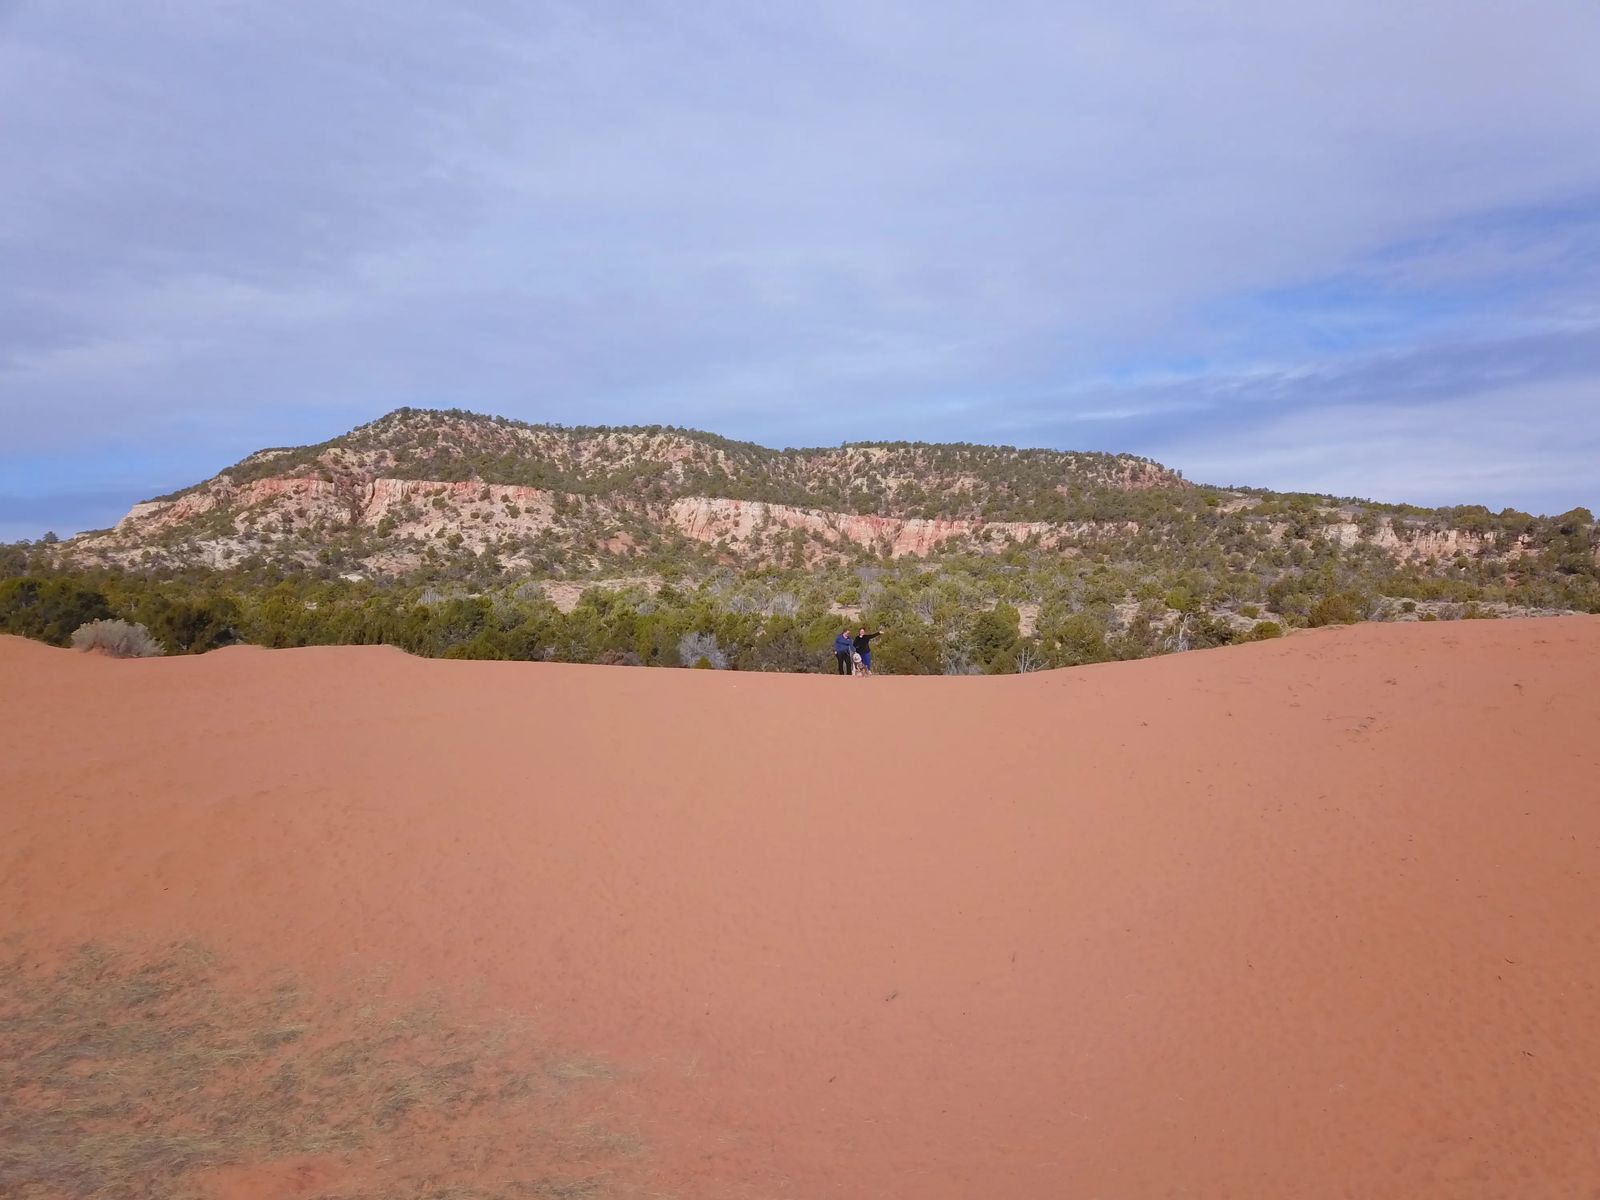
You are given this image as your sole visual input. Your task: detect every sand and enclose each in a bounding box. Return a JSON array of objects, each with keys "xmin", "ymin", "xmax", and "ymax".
[{"xmin": 3, "ymin": 617, "xmax": 1599, "ymax": 1198}]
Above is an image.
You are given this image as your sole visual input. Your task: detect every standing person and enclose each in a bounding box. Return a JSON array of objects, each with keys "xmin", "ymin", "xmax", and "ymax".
[
  {"xmin": 833, "ymin": 628, "xmax": 855, "ymax": 675},
  {"xmin": 853, "ymin": 626, "xmax": 883, "ymax": 677}
]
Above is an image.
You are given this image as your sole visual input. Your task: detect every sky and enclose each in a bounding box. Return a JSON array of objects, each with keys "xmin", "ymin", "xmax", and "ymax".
[{"xmin": 3, "ymin": 0, "xmax": 1599, "ymax": 540}]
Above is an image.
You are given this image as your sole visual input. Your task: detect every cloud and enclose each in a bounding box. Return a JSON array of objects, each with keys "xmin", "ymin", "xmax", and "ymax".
[
  {"xmin": 1153, "ymin": 374, "xmax": 1600, "ymax": 514},
  {"xmin": 0, "ymin": 487, "xmax": 135, "ymax": 543},
  {"xmin": 1, "ymin": 0, "xmax": 1599, "ymax": 531}
]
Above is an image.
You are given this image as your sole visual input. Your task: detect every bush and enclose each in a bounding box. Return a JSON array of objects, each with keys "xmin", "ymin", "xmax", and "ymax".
[
  {"xmin": 0, "ymin": 578, "xmax": 113, "ymax": 645},
  {"xmin": 1163, "ymin": 586, "xmax": 1199, "ymax": 614},
  {"xmin": 132, "ymin": 594, "xmax": 240, "ymax": 654},
  {"xmin": 677, "ymin": 631, "xmax": 728, "ymax": 670},
  {"xmin": 1249, "ymin": 621, "xmax": 1284, "ymax": 640},
  {"xmin": 1037, "ymin": 611, "xmax": 1110, "ymax": 667},
  {"xmin": 971, "ymin": 603, "xmax": 1021, "ymax": 670},
  {"xmin": 70, "ymin": 619, "xmax": 164, "ymax": 658},
  {"xmin": 873, "ymin": 621, "xmax": 941, "ymax": 675},
  {"xmin": 1309, "ymin": 592, "xmax": 1364, "ymax": 627},
  {"xmin": 740, "ymin": 618, "xmax": 822, "ymax": 673}
]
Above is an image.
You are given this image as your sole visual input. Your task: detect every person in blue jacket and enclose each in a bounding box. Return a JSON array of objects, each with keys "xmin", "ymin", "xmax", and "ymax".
[{"xmin": 833, "ymin": 629, "xmax": 855, "ymax": 675}]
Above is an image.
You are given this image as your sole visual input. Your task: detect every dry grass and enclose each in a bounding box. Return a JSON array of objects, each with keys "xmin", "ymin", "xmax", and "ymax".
[{"xmin": 0, "ymin": 943, "xmax": 649, "ymax": 1200}]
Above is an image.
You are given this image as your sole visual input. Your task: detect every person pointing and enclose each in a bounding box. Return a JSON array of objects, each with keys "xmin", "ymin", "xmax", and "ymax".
[{"xmin": 852, "ymin": 626, "xmax": 883, "ymax": 677}]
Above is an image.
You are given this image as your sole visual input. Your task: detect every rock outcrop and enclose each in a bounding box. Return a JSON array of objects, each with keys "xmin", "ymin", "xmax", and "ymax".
[
  {"xmin": 666, "ymin": 497, "xmax": 1127, "ymax": 557},
  {"xmin": 44, "ymin": 407, "xmax": 1594, "ymax": 582}
]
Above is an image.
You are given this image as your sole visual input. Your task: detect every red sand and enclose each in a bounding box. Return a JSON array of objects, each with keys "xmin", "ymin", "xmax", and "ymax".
[{"xmin": 4, "ymin": 617, "xmax": 1600, "ymax": 1198}]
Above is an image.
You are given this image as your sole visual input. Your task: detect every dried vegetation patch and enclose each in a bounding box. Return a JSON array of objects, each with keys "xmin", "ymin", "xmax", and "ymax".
[{"xmin": 0, "ymin": 944, "xmax": 648, "ymax": 1200}]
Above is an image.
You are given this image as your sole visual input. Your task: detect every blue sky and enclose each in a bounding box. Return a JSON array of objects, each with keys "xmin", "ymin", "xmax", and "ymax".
[{"xmin": 3, "ymin": 1, "xmax": 1599, "ymax": 540}]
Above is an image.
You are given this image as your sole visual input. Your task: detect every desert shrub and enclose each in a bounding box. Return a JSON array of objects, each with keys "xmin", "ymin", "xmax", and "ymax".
[
  {"xmin": 971, "ymin": 602, "xmax": 1021, "ymax": 671},
  {"xmin": 872, "ymin": 620, "xmax": 942, "ymax": 675},
  {"xmin": 1249, "ymin": 621, "xmax": 1284, "ymax": 640},
  {"xmin": 740, "ymin": 617, "xmax": 822, "ymax": 673},
  {"xmin": 1109, "ymin": 608, "xmax": 1165, "ymax": 660},
  {"xmin": 1266, "ymin": 585, "xmax": 1312, "ymax": 621},
  {"xmin": 1182, "ymin": 612, "xmax": 1239, "ymax": 650},
  {"xmin": 0, "ymin": 577, "xmax": 113, "ymax": 645},
  {"xmin": 130, "ymin": 594, "xmax": 240, "ymax": 654},
  {"xmin": 1163, "ymin": 586, "xmax": 1199, "ymax": 614},
  {"xmin": 1308, "ymin": 592, "xmax": 1365, "ymax": 626},
  {"xmin": 677, "ymin": 630, "xmax": 728, "ymax": 669},
  {"xmin": 70, "ymin": 619, "xmax": 164, "ymax": 658},
  {"xmin": 941, "ymin": 653, "xmax": 984, "ymax": 676},
  {"xmin": 1037, "ymin": 611, "xmax": 1110, "ymax": 667}
]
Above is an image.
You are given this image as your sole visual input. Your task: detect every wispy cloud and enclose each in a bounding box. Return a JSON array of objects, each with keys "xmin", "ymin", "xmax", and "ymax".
[{"xmin": 1156, "ymin": 375, "xmax": 1600, "ymax": 513}]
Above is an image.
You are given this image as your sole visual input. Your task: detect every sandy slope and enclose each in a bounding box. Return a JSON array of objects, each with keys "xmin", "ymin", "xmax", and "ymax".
[{"xmin": 3, "ymin": 618, "xmax": 1599, "ymax": 1198}]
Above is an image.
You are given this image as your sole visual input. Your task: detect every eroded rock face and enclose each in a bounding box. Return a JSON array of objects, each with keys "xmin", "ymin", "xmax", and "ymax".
[
  {"xmin": 665, "ymin": 497, "xmax": 1122, "ymax": 557},
  {"xmin": 1324, "ymin": 520, "xmax": 1535, "ymax": 562},
  {"xmin": 116, "ymin": 477, "xmax": 348, "ymax": 533},
  {"xmin": 84, "ymin": 475, "xmax": 585, "ymax": 573},
  {"xmin": 356, "ymin": 479, "xmax": 559, "ymax": 532},
  {"xmin": 74, "ymin": 472, "xmax": 1141, "ymax": 574},
  {"xmin": 72, "ymin": 470, "xmax": 1580, "ymax": 580}
]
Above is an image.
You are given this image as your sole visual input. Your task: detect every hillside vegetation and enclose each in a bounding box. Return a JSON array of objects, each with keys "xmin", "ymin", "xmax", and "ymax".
[{"xmin": 4, "ymin": 408, "xmax": 1596, "ymax": 671}]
